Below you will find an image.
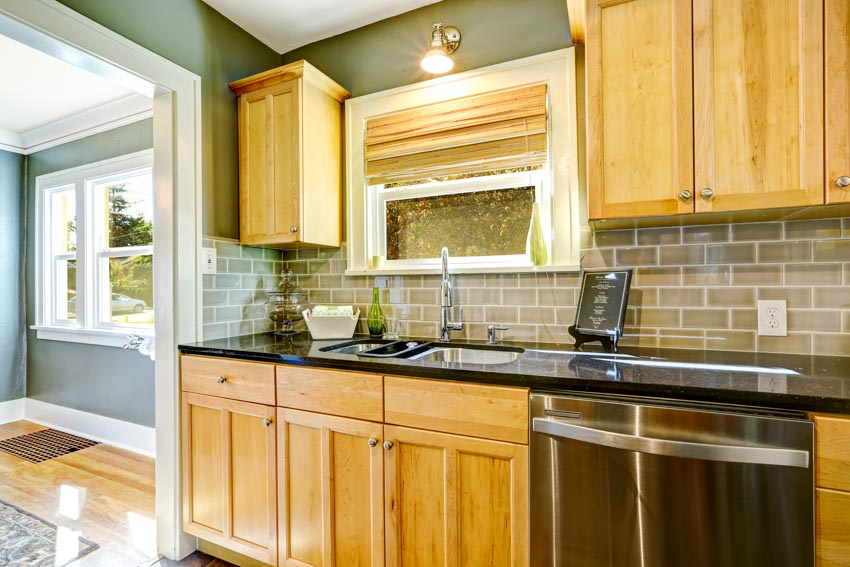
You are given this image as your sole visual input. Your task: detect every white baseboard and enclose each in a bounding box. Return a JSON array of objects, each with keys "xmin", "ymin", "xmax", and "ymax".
[
  {"xmin": 24, "ymin": 399, "xmax": 156, "ymax": 458},
  {"xmin": 0, "ymin": 398, "xmax": 25, "ymax": 424}
]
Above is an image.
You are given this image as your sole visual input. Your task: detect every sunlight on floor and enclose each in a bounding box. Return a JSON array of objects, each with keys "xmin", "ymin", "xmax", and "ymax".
[
  {"xmin": 58, "ymin": 484, "xmax": 86, "ymax": 521},
  {"xmin": 55, "ymin": 526, "xmax": 82, "ymax": 566},
  {"xmin": 127, "ymin": 511, "xmax": 158, "ymax": 557}
]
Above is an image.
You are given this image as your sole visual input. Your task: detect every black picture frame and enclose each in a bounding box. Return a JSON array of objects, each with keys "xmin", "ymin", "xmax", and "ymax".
[{"xmin": 568, "ymin": 268, "xmax": 633, "ymax": 352}]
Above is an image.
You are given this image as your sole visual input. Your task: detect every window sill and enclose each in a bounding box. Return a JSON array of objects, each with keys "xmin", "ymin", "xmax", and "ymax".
[
  {"xmin": 31, "ymin": 326, "xmax": 153, "ymax": 348},
  {"xmin": 344, "ymin": 264, "xmax": 580, "ymax": 277}
]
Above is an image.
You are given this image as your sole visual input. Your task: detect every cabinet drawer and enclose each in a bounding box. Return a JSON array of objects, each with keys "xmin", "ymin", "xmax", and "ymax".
[
  {"xmin": 384, "ymin": 376, "xmax": 529, "ymax": 444},
  {"xmin": 817, "ymin": 487, "xmax": 850, "ymax": 566},
  {"xmin": 276, "ymin": 365, "xmax": 383, "ymax": 422},
  {"xmin": 814, "ymin": 415, "xmax": 850, "ymax": 491},
  {"xmin": 181, "ymin": 356, "xmax": 275, "ymax": 404}
]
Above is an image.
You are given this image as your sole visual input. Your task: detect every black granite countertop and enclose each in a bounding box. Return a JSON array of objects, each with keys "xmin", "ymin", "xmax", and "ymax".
[{"xmin": 178, "ymin": 332, "xmax": 850, "ymax": 414}]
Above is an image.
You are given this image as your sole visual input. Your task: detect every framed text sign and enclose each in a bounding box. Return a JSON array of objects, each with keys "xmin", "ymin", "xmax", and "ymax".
[{"xmin": 568, "ymin": 268, "xmax": 633, "ymax": 352}]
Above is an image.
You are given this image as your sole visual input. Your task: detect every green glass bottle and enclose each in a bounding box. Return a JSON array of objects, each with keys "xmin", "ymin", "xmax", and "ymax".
[{"xmin": 367, "ymin": 286, "xmax": 384, "ymax": 337}]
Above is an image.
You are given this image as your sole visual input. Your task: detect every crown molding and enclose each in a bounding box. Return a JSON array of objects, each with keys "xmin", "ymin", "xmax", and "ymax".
[{"xmin": 0, "ymin": 93, "xmax": 152, "ymax": 155}]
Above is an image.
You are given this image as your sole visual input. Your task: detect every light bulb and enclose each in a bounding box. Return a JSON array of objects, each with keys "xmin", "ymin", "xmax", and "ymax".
[{"xmin": 421, "ymin": 49, "xmax": 454, "ymax": 74}]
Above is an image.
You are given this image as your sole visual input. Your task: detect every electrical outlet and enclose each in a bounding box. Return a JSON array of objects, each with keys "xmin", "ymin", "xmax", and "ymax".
[
  {"xmin": 201, "ymin": 247, "xmax": 217, "ymax": 274},
  {"xmin": 757, "ymin": 299, "xmax": 787, "ymax": 337}
]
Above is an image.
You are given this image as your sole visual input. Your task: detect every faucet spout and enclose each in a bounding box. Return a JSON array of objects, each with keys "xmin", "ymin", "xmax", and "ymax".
[{"xmin": 439, "ymin": 247, "xmax": 462, "ymax": 341}]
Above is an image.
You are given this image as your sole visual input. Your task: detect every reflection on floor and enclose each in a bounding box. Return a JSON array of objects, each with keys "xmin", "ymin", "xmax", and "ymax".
[{"xmin": 0, "ymin": 421, "xmax": 234, "ymax": 566}]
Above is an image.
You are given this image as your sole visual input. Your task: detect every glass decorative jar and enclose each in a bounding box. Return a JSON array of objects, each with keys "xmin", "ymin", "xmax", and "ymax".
[{"xmin": 267, "ymin": 269, "xmax": 306, "ymax": 335}]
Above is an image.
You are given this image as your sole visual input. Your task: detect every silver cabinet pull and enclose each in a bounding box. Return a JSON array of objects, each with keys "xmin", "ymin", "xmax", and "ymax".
[
  {"xmin": 262, "ymin": 418, "xmax": 273, "ymax": 427},
  {"xmin": 217, "ymin": 376, "xmax": 227, "ymax": 384},
  {"xmin": 368, "ymin": 437, "xmax": 378, "ymax": 447},
  {"xmin": 290, "ymin": 226, "xmax": 298, "ymax": 233},
  {"xmin": 700, "ymin": 188, "xmax": 714, "ymax": 199},
  {"xmin": 837, "ymin": 176, "xmax": 850, "ymax": 188},
  {"xmin": 383, "ymin": 440, "xmax": 394, "ymax": 451},
  {"xmin": 679, "ymin": 190, "xmax": 692, "ymax": 201},
  {"xmin": 532, "ymin": 417, "xmax": 809, "ymax": 468}
]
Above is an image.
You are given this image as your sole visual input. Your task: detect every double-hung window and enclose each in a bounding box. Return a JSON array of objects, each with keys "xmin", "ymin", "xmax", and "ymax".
[{"xmin": 35, "ymin": 150, "xmax": 154, "ymax": 347}]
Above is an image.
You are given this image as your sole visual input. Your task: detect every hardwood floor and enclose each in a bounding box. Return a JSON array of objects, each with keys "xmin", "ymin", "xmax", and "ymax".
[{"xmin": 0, "ymin": 421, "xmax": 233, "ymax": 567}]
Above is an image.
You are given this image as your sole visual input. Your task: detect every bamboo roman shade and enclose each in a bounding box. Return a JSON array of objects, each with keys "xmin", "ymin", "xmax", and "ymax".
[{"xmin": 364, "ymin": 84, "xmax": 548, "ymax": 185}]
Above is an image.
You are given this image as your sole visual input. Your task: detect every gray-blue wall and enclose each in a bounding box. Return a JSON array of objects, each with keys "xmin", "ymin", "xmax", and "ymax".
[
  {"xmin": 26, "ymin": 120, "xmax": 156, "ymax": 427},
  {"xmin": 0, "ymin": 149, "xmax": 26, "ymax": 403}
]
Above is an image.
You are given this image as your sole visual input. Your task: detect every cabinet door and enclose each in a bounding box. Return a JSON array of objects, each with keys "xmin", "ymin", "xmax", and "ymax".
[
  {"xmin": 278, "ymin": 408, "xmax": 384, "ymax": 567},
  {"xmin": 817, "ymin": 488, "xmax": 850, "ymax": 566},
  {"xmin": 693, "ymin": 0, "xmax": 824, "ymax": 212},
  {"xmin": 238, "ymin": 79, "xmax": 302, "ymax": 246},
  {"xmin": 182, "ymin": 393, "xmax": 277, "ymax": 564},
  {"xmin": 826, "ymin": 0, "xmax": 850, "ymax": 204},
  {"xmin": 384, "ymin": 425, "xmax": 528, "ymax": 567},
  {"xmin": 586, "ymin": 0, "xmax": 694, "ymax": 219}
]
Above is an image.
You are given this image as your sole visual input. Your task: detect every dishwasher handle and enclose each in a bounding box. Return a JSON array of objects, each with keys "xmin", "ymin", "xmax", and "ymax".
[{"xmin": 532, "ymin": 417, "xmax": 810, "ymax": 469}]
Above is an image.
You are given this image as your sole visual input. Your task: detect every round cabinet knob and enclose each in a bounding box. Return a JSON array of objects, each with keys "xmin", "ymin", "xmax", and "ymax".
[
  {"xmin": 217, "ymin": 376, "xmax": 227, "ymax": 384},
  {"xmin": 290, "ymin": 226, "xmax": 298, "ymax": 233},
  {"xmin": 368, "ymin": 437, "xmax": 379, "ymax": 447},
  {"xmin": 383, "ymin": 440, "xmax": 394, "ymax": 451},
  {"xmin": 837, "ymin": 176, "xmax": 850, "ymax": 188},
  {"xmin": 679, "ymin": 190, "xmax": 692, "ymax": 202},
  {"xmin": 262, "ymin": 418, "xmax": 273, "ymax": 427},
  {"xmin": 700, "ymin": 188, "xmax": 715, "ymax": 199}
]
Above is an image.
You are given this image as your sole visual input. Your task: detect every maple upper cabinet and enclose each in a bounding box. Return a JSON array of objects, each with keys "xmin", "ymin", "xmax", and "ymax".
[
  {"xmin": 693, "ymin": 0, "xmax": 824, "ymax": 213},
  {"xmin": 277, "ymin": 408, "xmax": 384, "ymax": 567},
  {"xmin": 826, "ymin": 0, "xmax": 850, "ymax": 204},
  {"xmin": 229, "ymin": 61, "xmax": 349, "ymax": 248},
  {"xmin": 578, "ymin": 0, "xmax": 826, "ymax": 220},
  {"xmin": 586, "ymin": 0, "xmax": 694, "ymax": 220},
  {"xmin": 182, "ymin": 392, "xmax": 277, "ymax": 564}
]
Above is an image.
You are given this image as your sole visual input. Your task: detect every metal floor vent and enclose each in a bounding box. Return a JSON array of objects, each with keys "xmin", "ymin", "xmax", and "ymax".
[{"xmin": 0, "ymin": 429, "xmax": 99, "ymax": 463}]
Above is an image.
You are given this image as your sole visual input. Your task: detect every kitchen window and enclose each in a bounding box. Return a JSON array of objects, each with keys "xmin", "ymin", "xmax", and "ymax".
[
  {"xmin": 345, "ymin": 49, "xmax": 580, "ymax": 274},
  {"xmin": 34, "ymin": 150, "xmax": 154, "ymax": 347}
]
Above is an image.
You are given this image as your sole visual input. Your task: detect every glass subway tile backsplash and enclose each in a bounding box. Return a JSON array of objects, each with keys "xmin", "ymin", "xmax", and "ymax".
[{"xmin": 202, "ymin": 216, "xmax": 850, "ymax": 356}]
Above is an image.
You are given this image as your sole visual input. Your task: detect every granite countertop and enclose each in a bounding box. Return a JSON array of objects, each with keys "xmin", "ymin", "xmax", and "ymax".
[{"xmin": 178, "ymin": 332, "xmax": 850, "ymax": 414}]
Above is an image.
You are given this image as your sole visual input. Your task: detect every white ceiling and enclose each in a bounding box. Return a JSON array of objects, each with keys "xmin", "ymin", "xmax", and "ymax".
[
  {"xmin": 201, "ymin": 0, "xmax": 443, "ymax": 54},
  {"xmin": 0, "ymin": 33, "xmax": 153, "ymax": 155}
]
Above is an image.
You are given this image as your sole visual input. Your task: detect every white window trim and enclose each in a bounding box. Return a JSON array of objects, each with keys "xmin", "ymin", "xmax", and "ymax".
[
  {"xmin": 374, "ymin": 171, "xmax": 544, "ymax": 271},
  {"xmin": 345, "ymin": 48, "xmax": 581, "ymax": 276},
  {"xmin": 32, "ymin": 149, "xmax": 155, "ymax": 346}
]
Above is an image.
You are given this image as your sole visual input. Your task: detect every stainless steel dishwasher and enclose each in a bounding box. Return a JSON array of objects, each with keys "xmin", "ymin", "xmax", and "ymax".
[{"xmin": 530, "ymin": 393, "xmax": 814, "ymax": 567}]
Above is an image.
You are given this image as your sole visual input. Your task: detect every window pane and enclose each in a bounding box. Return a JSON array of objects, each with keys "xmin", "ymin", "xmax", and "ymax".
[
  {"xmin": 50, "ymin": 189, "xmax": 76, "ymax": 253},
  {"xmin": 55, "ymin": 258, "xmax": 77, "ymax": 321},
  {"xmin": 95, "ymin": 172, "xmax": 153, "ymax": 248},
  {"xmin": 385, "ymin": 186, "xmax": 535, "ymax": 260},
  {"xmin": 100, "ymin": 254, "xmax": 153, "ymax": 326}
]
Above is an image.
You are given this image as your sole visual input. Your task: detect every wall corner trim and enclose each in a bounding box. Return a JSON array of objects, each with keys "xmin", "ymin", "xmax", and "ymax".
[{"xmin": 0, "ymin": 398, "xmax": 26, "ymax": 424}]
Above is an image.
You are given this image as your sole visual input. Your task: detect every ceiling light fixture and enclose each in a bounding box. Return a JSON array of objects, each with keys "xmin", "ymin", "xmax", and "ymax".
[{"xmin": 421, "ymin": 23, "xmax": 461, "ymax": 75}]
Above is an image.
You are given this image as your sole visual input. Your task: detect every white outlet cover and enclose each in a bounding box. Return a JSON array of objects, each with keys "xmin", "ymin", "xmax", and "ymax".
[
  {"xmin": 202, "ymin": 247, "xmax": 217, "ymax": 274},
  {"xmin": 757, "ymin": 299, "xmax": 787, "ymax": 337}
]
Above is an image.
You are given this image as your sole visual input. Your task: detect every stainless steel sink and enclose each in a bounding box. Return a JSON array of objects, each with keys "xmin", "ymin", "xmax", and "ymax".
[
  {"xmin": 319, "ymin": 340, "xmax": 388, "ymax": 355},
  {"xmin": 411, "ymin": 346, "xmax": 523, "ymax": 365}
]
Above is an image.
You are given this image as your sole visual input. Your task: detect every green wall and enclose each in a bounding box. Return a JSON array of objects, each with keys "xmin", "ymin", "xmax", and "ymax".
[
  {"xmin": 26, "ymin": 120, "xmax": 156, "ymax": 427},
  {"xmin": 0, "ymin": 150, "xmax": 25, "ymax": 403},
  {"xmin": 55, "ymin": 0, "xmax": 281, "ymax": 239},
  {"xmin": 281, "ymin": 0, "xmax": 571, "ymax": 97}
]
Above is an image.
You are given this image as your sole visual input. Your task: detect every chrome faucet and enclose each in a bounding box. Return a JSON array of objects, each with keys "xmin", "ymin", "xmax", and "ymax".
[{"xmin": 439, "ymin": 247, "xmax": 463, "ymax": 342}]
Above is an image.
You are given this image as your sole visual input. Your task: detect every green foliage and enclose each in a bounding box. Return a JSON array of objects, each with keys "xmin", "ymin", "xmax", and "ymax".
[{"xmin": 107, "ymin": 184, "xmax": 154, "ymax": 305}]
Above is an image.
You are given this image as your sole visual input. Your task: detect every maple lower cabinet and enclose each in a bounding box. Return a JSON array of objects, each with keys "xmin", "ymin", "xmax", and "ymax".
[
  {"xmin": 383, "ymin": 425, "xmax": 529, "ymax": 567},
  {"xmin": 229, "ymin": 61, "xmax": 349, "ymax": 249},
  {"xmin": 826, "ymin": 0, "xmax": 850, "ymax": 204},
  {"xmin": 277, "ymin": 408, "xmax": 384, "ymax": 567},
  {"xmin": 182, "ymin": 392, "xmax": 277, "ymax": 564},
  {"xmin": 813, "ymin": 414, "xmax": 850, "ymax": 566},
  {"xmin": 585, "ymin": 0, "xmax": 694, "ymax": 220}
]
